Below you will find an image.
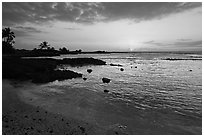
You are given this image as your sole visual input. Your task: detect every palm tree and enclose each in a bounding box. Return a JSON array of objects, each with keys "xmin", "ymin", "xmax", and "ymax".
[
  {"xmin": 38, "ymin": 41, "xmax": 50, "ymax": 50},
  {"xmin": 2, "ymin": 27, "xmax": 15, "ymax": 54},
  {"xmin": 2, "ymin": 27, "xmax": 15, "ymax": 45}
]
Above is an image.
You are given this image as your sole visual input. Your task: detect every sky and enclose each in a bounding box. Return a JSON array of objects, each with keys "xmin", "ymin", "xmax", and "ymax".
[{"xmin": 2, "ymin": 2, "xmax": 202, "ymax": 51}]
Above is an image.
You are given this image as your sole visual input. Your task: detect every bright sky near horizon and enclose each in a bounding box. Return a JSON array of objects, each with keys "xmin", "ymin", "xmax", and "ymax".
[{"xmin": 2, "ymin": 2, "xmax": 202, "ymax": 51}]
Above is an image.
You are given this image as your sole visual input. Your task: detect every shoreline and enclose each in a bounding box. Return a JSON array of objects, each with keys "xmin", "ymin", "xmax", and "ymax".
[{"xmin": 2, "ymin": 80, "xmax": 120, "ymax": 135}]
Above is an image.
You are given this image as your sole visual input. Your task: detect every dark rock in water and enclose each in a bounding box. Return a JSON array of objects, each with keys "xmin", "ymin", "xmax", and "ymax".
[
  {"xmin": 110, "ymin": 63, "xmax": 123, "ymax": 67},
  {"xmin": 120, "ymin": 68, "xmax": 124, "ymax": 71},
  {"xmin": 87, "ymin": 69, "xmax": 92, "ymax": 73},
  {"xmin": 104, "ymin": 89, "xmax": 109, "ymax": 93},
  {"xmin": 102, "ymin": 78, "xmax": 111, "ymax": 83},
  {"xmin": 189, "ymin": 69, "xmax": 192, "ymax": 71},
  {"xmin": 60, "ymin": 57, "xmax": 106, "ymax": 66},
  {"xmin": 83, "ymin": 77, "xmax": 87, "ymax": 81},
  {"xmin": 135, "ymin": 66, "xmax": 137, "ymax": 68}
]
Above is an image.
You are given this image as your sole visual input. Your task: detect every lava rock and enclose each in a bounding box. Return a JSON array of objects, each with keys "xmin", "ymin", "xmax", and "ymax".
[
  {"xmin": 60, "ymin": 57, "xmax": 106, "ymax": 66},
  {"xmin": 120, "ymin": 68, "xmax": 124, "ymax": 71},
  {"xmin": 87, "ymin": 69, "xmax": 92, "ymax": 73},
  {"xmin": 83, "ymin": 77, "xmax": 87, "ymax": 81},
  {"xmin": 102, "ymin": 78, "xmax": 111, "ymax": 83},
  {"xmin": 110, "ymin": 63, "xmax": 123, "ymax": 67},
  {"xmin": 104, "ymin": 89, "xmax": 109, "ymax": 93}
]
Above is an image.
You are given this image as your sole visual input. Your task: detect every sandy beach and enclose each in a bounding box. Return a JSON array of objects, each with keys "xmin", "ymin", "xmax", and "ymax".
[{"xmin": 2, "ymin": 80, "xmax": 122, "ymax": 135}]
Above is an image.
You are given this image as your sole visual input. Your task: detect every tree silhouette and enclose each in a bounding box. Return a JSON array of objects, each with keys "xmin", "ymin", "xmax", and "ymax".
[
  {"xmin": 2, "ymin": 27, "xmax": 15, "ymax": 45},
  {"xmin": 50, "ymin": 47, "xmax": 55, "ymax": 51},
  {"xmin": 2, "ymin": 27, "xmax": 15, "ymax": 54},
  {"xmin": 59, "ymin": 47, "xmax": 69, "ymax": 54},
  {"xmin": 75, "ymin": 49, "xmax": 82, "ymax": 53},
  {"xmin": 38, "ymin": 41, "xmax": 50, "ymax": 50}
]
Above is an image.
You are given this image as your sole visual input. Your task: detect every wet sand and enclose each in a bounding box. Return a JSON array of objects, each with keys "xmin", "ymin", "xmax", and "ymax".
[{"xmin": 2, "ymin": 80, "xmax": 119, "ymax": 135}]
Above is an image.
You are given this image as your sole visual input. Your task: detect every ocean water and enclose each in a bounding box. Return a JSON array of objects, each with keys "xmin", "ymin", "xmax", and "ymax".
[{"xmin": 19, "ymin": 52, "xmax": 202, "ymax": 134}]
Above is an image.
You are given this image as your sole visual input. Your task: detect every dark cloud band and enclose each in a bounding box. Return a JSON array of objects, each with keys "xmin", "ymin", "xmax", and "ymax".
[{"xmin": 3, "ymin": 2, "xmax": 201, "ymax": 26}]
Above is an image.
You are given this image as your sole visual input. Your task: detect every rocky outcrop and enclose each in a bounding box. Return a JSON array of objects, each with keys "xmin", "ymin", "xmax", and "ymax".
[
  {"xmin": 102, "ymin": 78, "xmax": 111, "ymax": 83},
  {"xmin": 59, "ymin": 58, "xmax": 106, "ymax": 66},
  {"xmin": 87, "ymin": 69, "xmax": 92, "ymax": 73},
  {"xmin": 110, "ymin": 63, "xmax": 123, "ymax": 67},
  {"xmin": 83, "ymin": 77, "xmax": 87, "ymax": 81},
  {"xmin": 2, "ymin": 57, "xmax": 82, "ymax": 83}
]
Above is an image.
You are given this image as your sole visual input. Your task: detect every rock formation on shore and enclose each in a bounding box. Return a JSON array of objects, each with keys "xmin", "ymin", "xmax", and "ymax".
[
  {"xmin": 102, "ymin": 78, "xmax": 111, "ymax": 83},
  {"xmin": 87, "ymin": 69, "xmax": 92, "ymax": 73},
  {"xmin": 3, "ymin": 57, "xmax": 106, "ymax": 83}
]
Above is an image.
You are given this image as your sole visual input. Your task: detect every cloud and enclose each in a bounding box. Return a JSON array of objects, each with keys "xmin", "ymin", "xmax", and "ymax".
[
  {"xmin": 177, "ymin": 38, "xmax": 192, "ymax": 41},
  {"xmin": 173, "ymin": 40, "xmax": 202, "ymax": 47},
  {"xmin": 2, "ymin": 2, "xmax": 201, "ymax": 26},
  {"xmin": 143, "ymin": 40, "xmax": 202, "ymax": 48},
  {"xmin": 64, "ymin": 27, "xmax": 82, "ymax": 30},
  {"xmin": 14, "ymin": 26, "xmax": 43, "ymax": 33},
  {"xmin": 143, "ymin": 40, "xmax": 164, "ymax": 46},
  {"xmin": 101, "ymin": 2, "xmax": 201, "ymax": 22},
  {"xmin": 3, "ymin": 26, "xmax": 45, "ymax": 37}
]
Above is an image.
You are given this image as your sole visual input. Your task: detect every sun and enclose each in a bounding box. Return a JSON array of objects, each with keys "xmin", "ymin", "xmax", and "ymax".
[
  {"xmin": 129, "ymin": 47, "xmax": 134, "ymax": 51},
  {"xmin": 128, "ymin": 39, "xmax": 136, "ymax": 51}
]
